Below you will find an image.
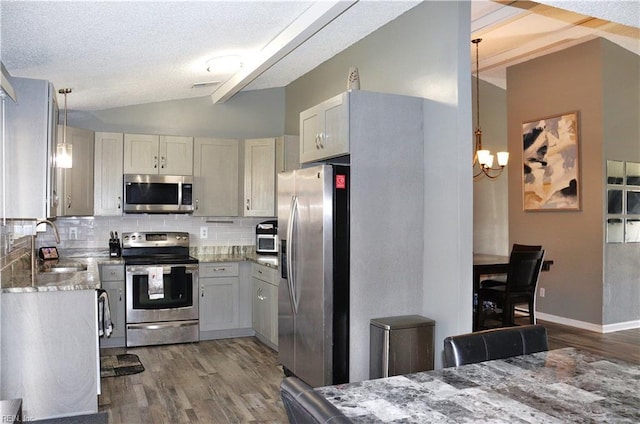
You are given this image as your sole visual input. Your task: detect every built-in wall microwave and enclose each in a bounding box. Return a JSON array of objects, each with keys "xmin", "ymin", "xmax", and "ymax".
[{"xmin": 123, "ymin": 174, "xmax": 193, "ymax": 214}]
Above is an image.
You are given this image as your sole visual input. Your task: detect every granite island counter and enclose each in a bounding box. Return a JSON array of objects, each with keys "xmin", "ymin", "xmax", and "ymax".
[
  {"xmin": 0, "ymin": 249, "xmax": 123, "ymax": 420},
  {"xmin": 317, "ymin": 347, "xmax": 640, "ymax": 423}
]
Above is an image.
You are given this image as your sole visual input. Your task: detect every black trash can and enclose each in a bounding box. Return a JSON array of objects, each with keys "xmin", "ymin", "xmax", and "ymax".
[{"xmin": 370, "ymin": 315, "xmax": 435, "ymax": 379}]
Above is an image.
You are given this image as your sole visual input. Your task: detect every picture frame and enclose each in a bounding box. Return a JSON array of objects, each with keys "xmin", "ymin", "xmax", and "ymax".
[{"xmin": 522, "ymin": 111, "xmax": 580, "ymax": 211}]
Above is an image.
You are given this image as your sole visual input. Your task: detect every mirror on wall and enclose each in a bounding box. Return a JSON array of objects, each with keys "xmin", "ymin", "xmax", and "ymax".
[
  {"xmin": 607, "ymin": 218, "xmax": 624, "ymax": 243},
  {"xmin": 627, "ymin": 162, "xmax": 640, "ymax": 186},
  {"xmin": 606, "ymin": 160, "xmax": 640, "ymax": 243},
  {"xmin": 627, "ymin": 190, "xmax": 640, "ymax": 214},
  {"xmin": 607, "ymin": 160, "xmax": 624, "ymax": 185},
  {"xmin": 626, "ymin": 219, "xmax": 640, "ymax": 243},
  {"xmin": 607, "ymin": 189, "xmax": 623, "ymax": 214}
]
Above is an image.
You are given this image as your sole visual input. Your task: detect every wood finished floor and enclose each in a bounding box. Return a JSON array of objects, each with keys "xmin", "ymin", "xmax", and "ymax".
[
  {"xmin": 99, "ymin": 337, "xmax": 287, "ymax": 424},
  {"xmin": 99, "ymin": 324, "xmax": 640, "ymax": 423}
]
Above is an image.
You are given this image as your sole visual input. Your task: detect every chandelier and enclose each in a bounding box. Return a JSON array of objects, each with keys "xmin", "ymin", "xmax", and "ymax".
[{"xmin": 472, "ymin": 38, "xmax": 508, "ymax": 180}]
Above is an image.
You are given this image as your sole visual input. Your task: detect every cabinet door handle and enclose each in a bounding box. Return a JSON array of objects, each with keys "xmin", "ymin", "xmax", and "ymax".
[
  {"xmin": 195, "ymin": 199, "xmax": 199, "ymax": 210},
  {"xmin": 117, "ymin": 196, "xmax": 121, "ymax": 209},
  {"xmin": 201, "ymin": 287, "xmax": 204, "ymax": 298},
  {"xmin": 246, "ymin": 199, "xmax": 250, "ymax": 211},
  {"xmin": 67, "ymin": 194, "xmax": 72, "ymax": 209},
  {"xmin": 318, "ymin": 132, "xmax": 324, "ymax": 149},
  {"xmin": 153, "ymin": 155, "xmax": 158, "ymax": 168},
  {"xmin": 210, "ymin": 267, "xmax": 226, "ymax": 272},
  {"xmin": 118, "ymin": 288, "xmax": 122, "ymax": 302},
  {"xmin": 161, "ymin": 156, "xmax": 166, "ymax": 169},
  {"xmin": 315, "ymin": 134, "xmax": 321, "ymax": 150}
]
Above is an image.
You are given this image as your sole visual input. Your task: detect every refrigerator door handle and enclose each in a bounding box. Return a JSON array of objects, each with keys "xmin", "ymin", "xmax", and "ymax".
[{"xmin": 286, "ymin": 195, "xmax": 299, "ymax": 314}]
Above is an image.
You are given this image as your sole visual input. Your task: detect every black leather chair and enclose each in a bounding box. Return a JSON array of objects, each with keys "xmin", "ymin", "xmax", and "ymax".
[
  {"xmin": 280, "ymin": 377, "xmax": 352, "ymax": 424},
  {"xmin": 480, "ymin": 244, "xmax": 543, "ymax": 289},
  {"xmin": 443, "ymin": 324, "xmax": 549, "ymax": 368},
  {"xmin": 476, "ymin": 249, "xmax": 545, "ymax": 329}
]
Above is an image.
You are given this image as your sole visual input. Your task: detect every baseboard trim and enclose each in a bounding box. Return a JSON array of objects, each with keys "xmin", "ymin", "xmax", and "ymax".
[
  {"xmin": 602, "ymin": 320, "xmax": 640, "ymax": 333},
  {"xmin": 536, "ymin": 312, "xmax": 640, "ymax": 333},
  {"xmin": 199, "ymin": 327, "xmax": 254, "ymax": 341}
]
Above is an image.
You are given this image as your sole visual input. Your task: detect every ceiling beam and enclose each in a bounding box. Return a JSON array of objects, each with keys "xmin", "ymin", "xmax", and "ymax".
[{"xmin": 211, "ymin": 0, "xmax": 357, "ymax": 104}]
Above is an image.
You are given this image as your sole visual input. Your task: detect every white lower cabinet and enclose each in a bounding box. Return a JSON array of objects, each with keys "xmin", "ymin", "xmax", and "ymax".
[
  {"xmin": 251, "ymin": 262, "xmax": 278, "ymax": 350},
  {"xmin": 199, "ymin": 262, "xmax": 240, "ymax": 333},
  {"xmin": 99, "ymin": 264, "xmax": 126, "ymax": 347}
]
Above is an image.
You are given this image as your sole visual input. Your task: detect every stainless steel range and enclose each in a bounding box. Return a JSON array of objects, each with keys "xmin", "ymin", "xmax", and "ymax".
[{"xmin": 122, "ymin": 231, "xmax": 199, "ymax": 347}]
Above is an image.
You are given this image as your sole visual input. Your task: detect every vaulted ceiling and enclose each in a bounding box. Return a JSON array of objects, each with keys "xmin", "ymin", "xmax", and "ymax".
[{"xmin": 1, "ymin": 1, "xmax": 637, "ymax": 111}]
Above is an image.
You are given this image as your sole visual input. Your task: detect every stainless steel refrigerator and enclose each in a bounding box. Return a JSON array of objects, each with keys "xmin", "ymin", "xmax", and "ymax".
[{"xmin": 278, "ymin": 164, "xmax": 350, "ymax": 388}]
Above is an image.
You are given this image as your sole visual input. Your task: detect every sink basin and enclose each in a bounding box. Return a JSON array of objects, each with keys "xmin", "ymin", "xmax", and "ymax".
[{"xmin": 38, "ymin": 263, "xmax": 88, "ymax": 273}]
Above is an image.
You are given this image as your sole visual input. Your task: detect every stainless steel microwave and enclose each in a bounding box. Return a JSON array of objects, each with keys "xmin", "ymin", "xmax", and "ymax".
[
  {"xmin": 256, "ymin": 220, "xmax": 278, "ymax": 255},
  {"xmin": 123, "ymin": 174, "xmax": 194, "ymax": 214}
]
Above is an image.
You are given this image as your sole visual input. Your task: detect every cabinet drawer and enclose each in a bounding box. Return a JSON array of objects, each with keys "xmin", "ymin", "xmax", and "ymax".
[
  {"xmin": 251, "ymin": 263, "xmax": 278, "ymax": 285},
  {"xmin": 100, "ymin": 264, "xmax": 124, "ymax": 281},
  {"xmin": 199, "ymin": 262, "xmax": 239, "ymax": 278}
]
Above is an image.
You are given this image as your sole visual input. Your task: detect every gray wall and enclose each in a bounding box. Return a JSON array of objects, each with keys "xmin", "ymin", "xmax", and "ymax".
[
  {"xmin": 69, "ymin": 87, "xmax": 285, "ymax": 139},
  {"xmin": 473, "ymin": 80, "xmax": 509, "ymax": 256},
  {"xmin": 507, "ymin": 38, "xmax": 640, "ymax": 327},
  {"xmin": 602, "ymin": 39, "xmax": 640, "ymax": 326},
  {"xmin": 286, "ymin": 1, "xmax": 473, "ymax": 373}
]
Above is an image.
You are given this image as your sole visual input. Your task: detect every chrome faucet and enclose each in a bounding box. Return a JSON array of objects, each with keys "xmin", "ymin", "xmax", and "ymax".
[
  {"xmin": 35, "ymin": 219, "xmax": 61, "ymax": 243},
  {"xmin": 31, "ymin": 219, "xmax": 61, "ymax": 280}
]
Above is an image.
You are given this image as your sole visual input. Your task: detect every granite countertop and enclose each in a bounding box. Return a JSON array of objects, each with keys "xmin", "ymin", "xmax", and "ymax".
[
  {"xmin": 1, "ymin": 246, "xmax": 277, "ymax": 293},
  {"xmin": 1, "ymin": 249, "xmax": 123, "ymax": 293},
  {"xmin": 191, "ymin": 246, "xmax": 278, "ymax": 269},
  {"xmin": 317, "ymin": 347, "xmax": 640, "ymax": 423}
]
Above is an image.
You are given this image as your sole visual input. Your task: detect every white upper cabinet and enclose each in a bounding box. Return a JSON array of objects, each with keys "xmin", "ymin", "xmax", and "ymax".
[
  {"xmin": 56, "ymin": 125, "xmax": 95, "ymax": 216},
  {"xmin": 94, "ymin": 132, "xmax": 124, "ymax": 216},
  {"xmin": 159, "ymin": 135, "xmax": 193, "ymax": 175},
  {"xmin": 300, "ymin": 92, "xmax": 349, "ymax": 163},
  {"xmin": 243, "ymin": 138, "xmax": 276, "ymax": 217},
  {"xmin": 3, "ymin": 77, "xmax": 58, "ymax": 219},
  {"xmin": 193, "ymin": 137, "xmax": 239, "ymax": 216},
  {"xmin": 123, "ymin": 134, "xmax": 193, "ymax": 175}
]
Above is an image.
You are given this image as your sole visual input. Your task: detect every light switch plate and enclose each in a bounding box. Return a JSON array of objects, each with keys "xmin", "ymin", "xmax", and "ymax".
[{"xmin": 200, "ymin": 226, "xmax": 208, "ymax": 239}]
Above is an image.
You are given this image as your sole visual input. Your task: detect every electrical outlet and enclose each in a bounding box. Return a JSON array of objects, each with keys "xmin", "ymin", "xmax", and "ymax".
[
  {"xmin": 200, "ymin": 226, "xmax": 208, "ymax": 239},
  {"xmin": 69, "ymin": 227, "xmax": 78, "ymax": 240},
  {"xmin": 539, "ymin": 287, "xmax": 545, "ymax": 297}
]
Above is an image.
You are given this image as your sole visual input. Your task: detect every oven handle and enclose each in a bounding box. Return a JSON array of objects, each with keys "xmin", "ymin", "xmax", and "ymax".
[
  {"xmin": 127, "ymin": 320, "xmax": 198, "ymax": 330},
  {"xmin": 126, "ymin": 265, "xmax": 198, "ymax": 274}
]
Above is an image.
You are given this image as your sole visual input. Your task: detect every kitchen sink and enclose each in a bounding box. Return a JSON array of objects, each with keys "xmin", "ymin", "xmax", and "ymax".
[{"xmin": 38, "ymin": 263, "xmax": 88, "ymax": 273}]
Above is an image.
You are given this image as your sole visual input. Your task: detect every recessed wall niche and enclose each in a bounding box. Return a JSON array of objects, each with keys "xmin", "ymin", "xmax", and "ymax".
[{"xmin": 606, "ymin": 160, "xmax": 640, "ymax": 243}]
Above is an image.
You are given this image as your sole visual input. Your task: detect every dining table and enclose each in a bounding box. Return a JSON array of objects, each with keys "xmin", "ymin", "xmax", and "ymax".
[
  {"xmin": 473, "ymin": 253, "xmax": 554, "ymax": 293},
  {"xmin": 316, "ymin": 347, "xmax": 640, "ymax": 423}
]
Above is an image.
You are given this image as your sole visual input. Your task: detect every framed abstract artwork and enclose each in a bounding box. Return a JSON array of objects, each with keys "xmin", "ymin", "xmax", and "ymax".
[{"xmin": 522, "ymin": 111, "xmax": 580, "ymax": 211}]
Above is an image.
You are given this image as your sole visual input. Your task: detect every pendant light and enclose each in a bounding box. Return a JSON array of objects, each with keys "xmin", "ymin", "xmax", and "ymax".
[
  {"xmin": 57, "ymin": 88, "xmax": 72, "ymax": 168},
  {"xmin": 472, "ymin": 38, "xmax": 508, "ymax": 180}
]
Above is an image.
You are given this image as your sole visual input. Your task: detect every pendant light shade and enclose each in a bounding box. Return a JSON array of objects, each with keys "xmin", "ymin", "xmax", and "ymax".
[{"xmin": 57, "ymin": 88, "xmax": 72, "ymax": 169}]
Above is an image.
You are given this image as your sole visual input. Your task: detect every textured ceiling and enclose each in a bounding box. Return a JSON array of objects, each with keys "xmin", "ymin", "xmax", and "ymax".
[
  {"xmin": 0, "ymin": 0, "xmax": 420, "ymax": 111},
  {"xmin": 1, "ymin": 1, "xmax": 638, "ymax": 112}
]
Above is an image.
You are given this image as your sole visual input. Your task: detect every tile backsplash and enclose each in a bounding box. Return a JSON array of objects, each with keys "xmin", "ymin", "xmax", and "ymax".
[{"xmin": 38, "ymin": 215, "xmax": 268, "ymax": 250}]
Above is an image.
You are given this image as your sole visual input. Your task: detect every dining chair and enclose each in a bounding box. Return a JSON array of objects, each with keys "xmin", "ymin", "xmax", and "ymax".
[
  {"xmin": 443, "ymin": 324, "xmax": 548, "ymax": 367},
  {"xmin": 280, "ymin": 376, "xmax": 352, "ymax": 423},
  {"xmin": 475, "ymin": 249, "xmax": 545, "ymax": 329},
  {"xmin": 480, "ymin": 243, "xmax": 543, "ymax": 289}
]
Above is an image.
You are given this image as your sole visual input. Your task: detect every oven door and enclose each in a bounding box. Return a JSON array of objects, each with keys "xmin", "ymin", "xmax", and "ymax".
[{"xmin": 126, "ymin": 263, "xmax": 199, "ymax": 324}]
